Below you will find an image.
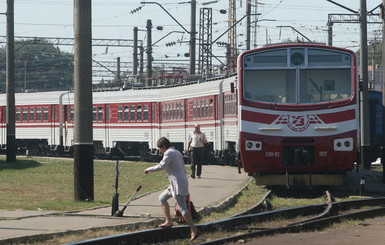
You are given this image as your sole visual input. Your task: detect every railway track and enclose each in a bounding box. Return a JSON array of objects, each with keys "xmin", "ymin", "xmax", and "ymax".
[{"xmin": 68, "ymin": 191, "xmax": 385, "ymax": 245}]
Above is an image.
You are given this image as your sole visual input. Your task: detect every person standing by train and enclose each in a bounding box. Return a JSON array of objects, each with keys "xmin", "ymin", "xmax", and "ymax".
[
  {"xmin": 144, "ymin": 137, "xmax": 200, "ymax": 242},
  {"xmin": 186, "ymin": 123, "xmax": 207, "ymax": 179}
]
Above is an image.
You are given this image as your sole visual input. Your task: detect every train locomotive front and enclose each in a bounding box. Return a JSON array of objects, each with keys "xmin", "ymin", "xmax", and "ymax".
[{"xmin": 237, "ymin": 43, "xmax": 358, "ymax": 186}]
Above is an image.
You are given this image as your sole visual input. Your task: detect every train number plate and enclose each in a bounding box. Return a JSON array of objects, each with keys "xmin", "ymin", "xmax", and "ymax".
[
  {"xmin": 266, "ymin": 152, "xmax": 280, "ymax": 157},
  {"xmin": 319, "ymin": 151, "xmax": 327, "ymax": 157}
]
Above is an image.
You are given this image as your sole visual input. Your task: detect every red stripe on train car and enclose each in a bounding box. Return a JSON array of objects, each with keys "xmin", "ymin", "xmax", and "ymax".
[
  {"xmin": 241, "ymin": 110, "xmax": 279, "ymax": 124},
  {"xmin": 317, "ymin": 109, "xmax": 356, "ymax": 123}
]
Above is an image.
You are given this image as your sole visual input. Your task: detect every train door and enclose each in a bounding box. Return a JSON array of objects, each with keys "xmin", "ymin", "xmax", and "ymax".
[
  {"xmin": 0, "ymin": 106, "xmax": 5, "ymax": 148},
  {"xmin": 151, "ymin": 102, "xmax": 159, "ymax": 149},
  {"xmin": 184, "ymin": 99, "xmax": 188, "ymax": 151},
  {"xmin": 50, "ymin": 104, "xmax": 56, "ymax": 146},
  {"xmin": 105, "ymin": 104, "xmax": 110, "ymax": 148}
]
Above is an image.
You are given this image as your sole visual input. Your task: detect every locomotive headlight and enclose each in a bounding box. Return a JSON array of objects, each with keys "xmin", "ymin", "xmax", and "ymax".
[
  {"xmin": 334, "ymin": 138, "xmax": 353, "ymax": 151},
  {"xmin": 245, "ymin": 140, "xmax": 262, "ymax": 151}
]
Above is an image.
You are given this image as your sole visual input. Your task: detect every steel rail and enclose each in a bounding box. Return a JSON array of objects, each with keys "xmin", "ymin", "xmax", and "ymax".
[{"xmin": 67, "ymin": 196, "xmax": 385, "ymax": 245}]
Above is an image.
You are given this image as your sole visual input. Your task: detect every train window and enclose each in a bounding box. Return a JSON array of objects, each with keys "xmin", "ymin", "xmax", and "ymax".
[
  {"xmin": 43, "ymin": 107, "xmax": 49, "ymax": 121},
  {"xmin": 300, "ymin": 68, "xmax": 351, "ymax": 103},
  {"xmin": 1, "ymin": 107, "xmax": 5, "ymax": 122},
  {"xmin": 124, "ymin": 105, "xmax": 129, "ymax": 121},
  {"xmin": 70, "ymin": 107, "xmax": 74, "ymax": 121},
  {"xmin": 162, "ymin": 104, "xmax": 167, "ymax": 121},
  {"xmin": 118, "ymin": 105, "xmax": 123, "ymax": 121},
  {"xmin": 144, "ymin": 104, "xmax": 149, "ymax": 122},
  {"xmin": 204, "ymin": 99, "xmax": 208, "ymax": 118},
  {"xmin": 29, "ymin": 107, "xmax": 35, "ymax": 121},
  {"xmin": 308, "ymin": 49, "xmax": 351, "ymax": 67},
  {"xmin": 137, "ymin": 105, "xmax": 142, "ymax": 121},
  {"xmin": 36, "ymin": 107, "xmax": 42, "ymax": 121},
  {"xmin": 22, "ymin": 107, "xmax": 28, "ymax": 121},
  {"xmin": 106, "ymin": 105, "xmax": 110, "ymax": 123},
  {"xmin": 180, "ymin": 102, "xmax": 183, "ymax": 120},
  {"xmin": 92, "ymin": 107, "xmax": 97, "ymax": 121},
  {"xmin": 244, "ymin": 70, "xmax": 296, "ymax": 103},
  {"xmin": 97, "ymin": 106, "xmax": 103, "ymax": 122},
  {"xmin": 130, "ymin": 105, "xmax": 136, "ymax": 121},
  {"xmin": 152, "ymin": 104, "xmax": 156, "ymax": 122},
  {"xmin": 209, "ymin": 99, "xmax": 214, "ymax": 118},
  {"xmin": 193, "ymin": 101, "xmax": 196, "ymax": 119},
  {"xmin": 172, "ymin": 103, "xmax": 176, "ymax": 120},
  {"xmin": 197, "ymin": 100, "xmax": 201, "ymax": 119},
  {"xmin": 244, "ymin": 49, "xmax": 287, "ymax": 68},
  {"xmin": 16, "ymin": 107, "xmax": 21, "ymax": 122}
]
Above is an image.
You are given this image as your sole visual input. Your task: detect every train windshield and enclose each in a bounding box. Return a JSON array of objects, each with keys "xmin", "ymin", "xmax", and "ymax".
[{"xmin": 242, "ymin": 47, "xmax": 353, "ymax": 104}]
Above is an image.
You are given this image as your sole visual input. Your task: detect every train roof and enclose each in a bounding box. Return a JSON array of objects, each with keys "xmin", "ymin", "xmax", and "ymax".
[{"xmin": 0, "ymin": 75, "xmax": 236, "ymax": 106}]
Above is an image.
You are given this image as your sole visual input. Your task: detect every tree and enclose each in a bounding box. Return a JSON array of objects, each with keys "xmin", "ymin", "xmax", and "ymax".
[
  {"xmin": 355, "ymin": 41, "xmax": 382, "ymax": 67},
  {"xmin": 0, "ymin": 39, "xmax": 74, "ymax": 93}
]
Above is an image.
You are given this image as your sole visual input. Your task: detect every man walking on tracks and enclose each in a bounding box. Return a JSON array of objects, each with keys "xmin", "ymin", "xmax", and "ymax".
[
  {"xmin": 186, "ymin": 123, "xmax": 207, "ymax": 179},
  {"xmin": 144, "ymin": 137, "xmax": 200, "ymax": 241}
]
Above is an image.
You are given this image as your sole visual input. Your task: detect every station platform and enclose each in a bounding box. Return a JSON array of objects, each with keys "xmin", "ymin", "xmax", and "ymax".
[{"xmin": 0, "ymin": 165, "xmax": 251, "ymax": 243}]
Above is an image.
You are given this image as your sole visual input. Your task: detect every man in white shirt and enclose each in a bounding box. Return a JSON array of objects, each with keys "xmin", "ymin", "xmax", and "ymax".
[
  {"xmin": 186, "ymin": 123, "xmax": 207, "ymax": 179},
  {"xmin": 144, "ymin": 137, "xmax": 200, "ymax": 241}
]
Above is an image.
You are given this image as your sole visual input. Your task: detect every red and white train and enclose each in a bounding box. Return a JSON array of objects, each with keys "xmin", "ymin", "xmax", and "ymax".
[
  {"xmin": 0, "ymin": 43, "xmax": 358, "ymax": 186},
  {"xmin": 238, "ymin": 43, "xmax": 358, "ymax": 186}
]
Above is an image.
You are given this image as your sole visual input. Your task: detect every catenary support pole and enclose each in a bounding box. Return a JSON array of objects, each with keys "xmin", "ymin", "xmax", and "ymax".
[
  {"xmin": 360, "ymin": 0, "xmax": 371, "ymax": 169},
  {"xmin": 381, "ymin": 0, "xmax": 385, "ymax": 183},
  {"xmin": 73, "ymin": 0, "xmax": 94, "ymax": 201},
  {"xmin": 6, "ymin": 0, "xmax": 16, "ymax": 163},
  {"xmin": 133, "ymin": 27, "xmax": 138, "ymax": 76},
  {"xmin": 146, "ymin": 19, "xmax": 152, "ymax": 87},
  {"xmin": 190, "ymin": 0, "xmax": 196, "ymax": 75}
]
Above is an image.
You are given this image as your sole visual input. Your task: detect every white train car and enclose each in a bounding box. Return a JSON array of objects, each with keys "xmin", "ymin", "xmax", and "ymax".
[{"xmin": 0, "ymin": 75, "xmax": 238, "ymax": 163}]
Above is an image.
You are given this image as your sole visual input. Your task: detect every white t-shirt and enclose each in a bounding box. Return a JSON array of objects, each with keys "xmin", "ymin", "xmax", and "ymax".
[{"xmin": 188, "ymin": 131, "xmax": 207, "ymax": 148}]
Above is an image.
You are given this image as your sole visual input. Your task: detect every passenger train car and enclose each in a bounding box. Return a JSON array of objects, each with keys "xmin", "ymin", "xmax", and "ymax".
[
  {"xmin": 238, "ymin": 43, "xmax": 358, "ymax": 186},
  {"xmin": 0, "ymin": 76, "xmax": 238, "ymax": 164},
  {"xmin": 0, "ymin": 43, "xmax": 363, "ymax": 187}
]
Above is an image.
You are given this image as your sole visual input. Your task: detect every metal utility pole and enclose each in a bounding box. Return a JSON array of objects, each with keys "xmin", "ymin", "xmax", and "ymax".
[
  {"xmin": 198, "ymin": 8, "xmax": 212, "ymax": 75},
  {"xmin": 326, "ymin": 0, "xmax": 371, "ymax": 169},
  {"xmin": 381, "ymin": 0, "xmax": 385, "ymax": 183},
  {"xmin": 246, "ymin": 0, "xmax": 251, "ymax": 50},
  {"xmin": 117, "ymin": 57, "xmax": 121, "ymax": 85},
  {"xmin": 360, "ymin": 0, "xmax": 370, "ymax": 169},
  {"xmin": 146, "ymin": 19, "xmax": 152, "ymax": 87},
  {"xmin": 190, "ymin": 0, "xmax": 197, "ymax": 75},
  {"xmin": 133, "ymin": 27, "xmax": 138, "ymax": 77},
  {"xmin": 327, "ymin": 22, "xmax": 333, "ymax": 46},
  {"xmin": 228, "ymin": 0, "xmax": 237, "ymax": 72},
  {"xmin": 73, "ymin": 0, "xmax": 94, "ymax": 201},
  {"xmin": 6, "ymin": 0, "xmax": 16, "ymax": 163}
]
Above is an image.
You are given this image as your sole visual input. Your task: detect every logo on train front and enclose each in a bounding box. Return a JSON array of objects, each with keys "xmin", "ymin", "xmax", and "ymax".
[{"xmin": 273, "ymin": 114, "xmax": 324, "ymax": 132}]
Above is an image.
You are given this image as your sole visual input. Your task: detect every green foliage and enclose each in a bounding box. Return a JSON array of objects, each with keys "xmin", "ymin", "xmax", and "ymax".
[
  {"xmin": 0, "ymin": 40, "xmax": 74, "ymax": 93},
  {"xmin": 356, "ymin": 41, "xmax": 382, "ymax": 66}
]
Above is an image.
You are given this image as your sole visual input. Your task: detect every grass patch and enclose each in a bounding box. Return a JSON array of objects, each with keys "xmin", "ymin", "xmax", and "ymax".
[
  {"xmin": 0, "ymin": 156, "xmax": 169, "ymax": 211},
  {"xmin": 198, "ymin": 182, "xmax": 267, "ymax": 223}
]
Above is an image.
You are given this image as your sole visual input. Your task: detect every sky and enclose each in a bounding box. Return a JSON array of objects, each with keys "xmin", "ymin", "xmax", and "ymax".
[{"xmin": 0, "ymin": 0, "xmax": 382, "ymax": 78}]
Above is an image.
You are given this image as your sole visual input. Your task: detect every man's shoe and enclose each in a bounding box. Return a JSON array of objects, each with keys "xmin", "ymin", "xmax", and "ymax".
[
  {"xmin": 191, "ymin": 174, "xmax": 195, "ymax": 179},
  {"xmin": 198, "ymin": 176, "xmax": 201, "ymax": 178}
]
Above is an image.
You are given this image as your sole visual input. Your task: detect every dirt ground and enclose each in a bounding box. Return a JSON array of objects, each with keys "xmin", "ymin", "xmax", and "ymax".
[{"xmin": 237, "ymin": 215, "xmax": 385, "ymax": 245}]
